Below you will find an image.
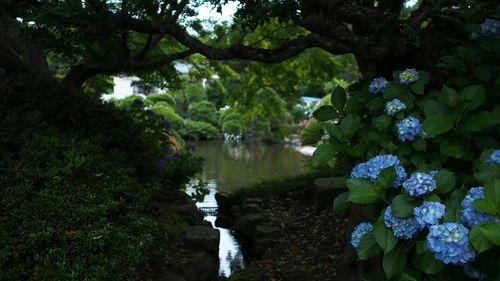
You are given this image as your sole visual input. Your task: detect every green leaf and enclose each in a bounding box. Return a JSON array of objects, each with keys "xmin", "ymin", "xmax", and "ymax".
[
  {"xmin": 470, "ymin": 224, "xmax": 494, "ymax": 253},
  {"xmin": 357, "ymin": 231, "xmax": 382, "ymax": 260},
  {"xmin": 476, "ymin": 221, "xmax": 500, "ymax": 245},
  {"xmin": 472, "ymin": 198, "xmax": 496, "ymax": 215},
  {"xmin": 459, "ymin": 85, "xmax": 485, "ymax": 112},
  {"xmin": 375, "ymin": 167, "xmax": 397, "ymax": 191},
  {"xmin": 313, "ymin": 105, "xmax": 339, "ymax": 121},
  {"xmin": 383, "ymin": 85, "xmax": 407, "ymax": 99},
  {"xmin": 419, "ymin": 71, "xmax": 430, "ymax": 84},
  {"xmin": 484, "ymin": 178, "xmax": 500, "ymax": 214},
  {"xmin": 410, "ymin": 82, "xmax": 425, "ymax": 94},
  {"xmin": 375, "ymin": 115, "xmax": 393, "ymax": 131},
  {"xmin": 399, "ymin": 269, "xmax": 421, "ymax": 281},
  {"xmin": 373, "ymin": 219, "xmax": 398, "ymax": 253},
  {"xmin": 463, "ymin": 111, "xmax": 500, "ymax": 132},
  {"xmin": 391, "ymin": 195, "xmax": 419, "ymax": 217},
  {"xmin": 421, "ymin": 100, "xmax": 449, "ymax": 117},
  {"xmin": 439, "ymin": 86, "xmax": 459, "ymax": 107},
  {"xmin": 412, "ymin": 139, "xmax": 426, "ymax": 151},
  {"xmin": 331, "ymin": 87, "xmax": 347, "ymax": 112},
  {"xmin": 325, "ymin": 123, "xmax": 344, "ymax": 141},
  {"xmin": 473, "ymin": 66, "xmax": 492, "ymax": 82},
  {"xmin": 340, "ymin": 114, "xmax": 361, "ymax": 139},
  {"xmin": 475, "ymin": 163, "xmax": 500, "ymax": 184},
  {"xmin": 424, "ymin": 194, "xmax": 441, "ymax": 202},
  {"xmin": 435, "ymin": 170, "xmax": 455, "ymax": 194},
  {"xmin": 311, "ymin": 144, "xmax": 336, "ymax": 166},
  {"xmin": 422, "ymin": 115, "xmax": 454, "ymax": 136},
  {"xmin": 413, "ymin": 251, "xmax": 444, "ymax": 275},
  {"xmin": 368, "ymin": 97, "xmax": 384, "ymax": 112},
  {"xmin": 439, "ymin": 141, "xmax": 465, "ymax": 158},
  {"xmin": 347, "ymin": 178, "xmax": 380, "ymax": 204},
  {"xmin": 333, "ymin": 192, "xmax": 350, "ymax": 211},
  {"xmin": 383, "ymin": 246, "xmax": 407, "ymax": 279}
]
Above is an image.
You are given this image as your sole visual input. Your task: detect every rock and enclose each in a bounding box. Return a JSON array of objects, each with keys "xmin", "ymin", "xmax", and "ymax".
[
  {"xmin": 214, "ymin": 216, "xmax": 233, "ymax": 229},
  {"xmin": 311, "ymin": 177, "xmax": 347, "ymax": 211},
  {"xmin": 227, "ymin": 267, "xmax": 269, "ymax": 281},
  {"xmin": 173, "ymin": 204, "xmax": 203, "ymax": 225},
  {"xmin": 180, "ymin": 252, "xmax": 218, "ymax": 281},
  {"xmin": 159, "ymin": 273, "xmax": 187, "ymax": 281},
  {"xmin": 253, "ymin": 238, "xmax": 276, "ymax": 258},
  {"xmin": 184, "ymin": 226, "xmax": 220, "ymax": 258},
  {"xmin": 241, "ymin": 203, "xmax": 262, "ymax": 214},
  {"xmin": 215, "ymin": 192, "xmax": 233, "ymax": 214},
  {"xmin": 253, "ymin": 225, "xmax": 280, "ymax": 241},
  {"xmin": 234, "ymin": 213, "xmax": 268, "ymax": 238}
]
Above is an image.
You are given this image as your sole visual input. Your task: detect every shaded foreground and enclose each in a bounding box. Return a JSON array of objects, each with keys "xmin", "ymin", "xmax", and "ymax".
[{"xmin": 227, "ymin": 192, "xmax": 354, "ymax": 281}]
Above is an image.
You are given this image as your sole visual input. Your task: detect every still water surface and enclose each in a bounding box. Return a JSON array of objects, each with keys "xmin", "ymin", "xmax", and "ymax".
[{"xmin": 185, "ymin": 140, "xmax": 308, "ymax": 276}]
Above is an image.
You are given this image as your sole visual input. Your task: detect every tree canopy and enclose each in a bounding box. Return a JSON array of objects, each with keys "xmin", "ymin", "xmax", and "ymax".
[{"xmin": 1, "ymin": 0, "xmax": 495, "ymax": 90}]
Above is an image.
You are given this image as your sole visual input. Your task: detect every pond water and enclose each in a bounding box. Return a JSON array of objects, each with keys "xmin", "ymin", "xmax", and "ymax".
[{"xmin": 185, "ymin": 140, "xmax": 308, "ymax": 276}]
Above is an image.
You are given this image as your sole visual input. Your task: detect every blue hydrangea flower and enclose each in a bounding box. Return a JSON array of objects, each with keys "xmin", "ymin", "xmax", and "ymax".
[
  {"xmin": 369, "ymin": 77, "xmax": 389, "ymax": 94},
  {"xmin": 480, "ymin": 18, "xmax": 500, "ymax": 37},
  {"xmin": 396, "ymin": 116, "xmax": 422, "ymax": 141},
  {"xmin": 384, "ymin": 207, "xmax": 418, "ymax": 239},
  {"xmin": 461, "ymin": 187, "xmax": 500, "ymax": 228},
  {"xmin": 485, "ymin": 149, "xmax": 500, "ymax": 164},
  {"xmin": 463, "ymin": 264, "xmax": 486, "ymax": 280},
  {"xmin": 399, "ymin": 68, "xmax": 419, "ymax": 84},
  {"xmin": 350, "ymin": 155, "xmax": 407, "ymax": 187},
  {"xmin": 351, "ymin": 222, "xmax": 373, "ymax": 249},
  {"xmin": 426, "ymin": 223, "xmax": 476, "ymax": 265},
  {"xmin": 403, "ymin": 172, "xmax": 437, "ymax": 197},
  {"xmin": 385, "ymin": 99, "xmax": 406, "ymax": 116},
  {"xmin": 414, "ymin": 201, "xmax": 445, "ymax": 229},
  {"xmin": 428, "ymin": 170, "xmax": 438, "ymax": 177}
]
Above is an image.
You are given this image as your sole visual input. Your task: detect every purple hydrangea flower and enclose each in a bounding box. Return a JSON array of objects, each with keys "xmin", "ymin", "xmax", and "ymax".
[
  {"xmin": 384, "ymin": 206, "xmax": 419, "ymax": 239},
  {"xmin": 385, "ymin": 99, "xmax": 406, "ymax": 116},
  {"xmin": 413, "ymin": 201, "xmax": 445, "ymax": 229},
  {"xmin": 485, "ymin": 149, "xmax": 500, "ymax": 164},
  {"xmin": 369, "ymin": 77, "xmax": 390, "ymax": 94},
  {"xmin": 351, "ymin": 222, "xmax": 373, "ymax": 249},
  {"xmin": 350, "ymin": 155, "xmax": 407, "ymax": 187},
  {"xmin": 480, "ymin": 18, "xmax": 500, "ymax": 37},
  {"xmin": 461, "ymin": 187, "xmax": 500, "ymax": 228},
  {"xmin": 426, "ymin": 223, "xmax": 476, "ymax": 265},
  {"xmin": 403, "ymin": 172, "xmax": 437, "ymax": 197},
  {"xmin": 399, "ymin": 68, "xmax": 419, "ymax": 84},
  {"xmin": 396, "ymin": 116, "xmax": 422, "ymax": 142}
]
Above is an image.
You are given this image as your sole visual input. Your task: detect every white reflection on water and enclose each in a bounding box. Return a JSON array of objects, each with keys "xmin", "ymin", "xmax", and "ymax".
[{"xmin": 186, "ymin": 179, "xmax": 245, "ymax": 277}]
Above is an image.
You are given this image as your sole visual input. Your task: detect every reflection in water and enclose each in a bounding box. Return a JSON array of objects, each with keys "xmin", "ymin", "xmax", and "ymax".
[{"xmin": 186, "ymin": 141, "xmax": 308, "ymax": 276}]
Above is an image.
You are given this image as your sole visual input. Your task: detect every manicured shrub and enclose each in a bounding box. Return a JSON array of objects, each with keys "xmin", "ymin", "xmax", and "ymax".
[
  {"xmin": 299, "ymin": 118, "xmax": 324, "ymax": 145},
  {"xmin": 146, "ymin": 92, "xmax": 176, "ymax": 105},
  {"xmin": 179, "ymin": 120, "xmax": 219, "ymax": 140},
  {"xmin": 188, "ymin": 100, "xmax": 218, "ymax": 125}
]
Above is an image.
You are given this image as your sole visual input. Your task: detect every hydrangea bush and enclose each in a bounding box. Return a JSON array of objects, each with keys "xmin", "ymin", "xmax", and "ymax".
[{"xmin": 313, "ymin": 7, "xmax": 500, "ymax": 280}]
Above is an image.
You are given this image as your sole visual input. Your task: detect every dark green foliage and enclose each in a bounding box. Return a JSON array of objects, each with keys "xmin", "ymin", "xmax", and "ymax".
[
  {"xmin": 187, "ymin": 100, "xmax": 218, "ymax": 125},
  {"xmin": 0, "ymin": 81, "xmax": 201, "ymax": 280},
  {"xmin": 146, "ymin": 92, "xmax": 176, "ymax": 105},
  {"xmin": 299, "ymin": 119, "xmax": 324, "ymax": 145},
  {"xmin": 179, "ymin": 120, "xmax": 219, "ymax": 140}
]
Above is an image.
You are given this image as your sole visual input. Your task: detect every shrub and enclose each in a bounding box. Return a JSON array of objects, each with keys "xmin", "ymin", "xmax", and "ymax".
[
  {"xmin": 146, "ymin": 92, "xmax": 176, "ymax": 105},
  {"xmin": 179, "ymin": 120, "xmax": 219, "ymax": 140},
  {"xmin": 151, "ymin": 103, "xmax": 184, "ymax": 127},
  {"xmin": 0, "ymin": 81, "xmax": 201, "ymax": 280},
  {"xmin": 299, "ymin": 118, "xmax": 324, "ymax": 145},
  {"xmin": 222, "ymin": 119, "xmax": 244, "ymax": 136},
  {"xmin": 312, "ymin": 8, "xmax": 500, "ymax": 280},
  {"xmin": 187, "ymin": 100, "xmax": 218, "ymax": 125}
]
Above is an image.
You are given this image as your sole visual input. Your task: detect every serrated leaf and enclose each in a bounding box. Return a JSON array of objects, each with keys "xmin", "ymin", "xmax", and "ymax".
[
  {"xmin": 422, "ymin": 115, "xmax": 454, "ymax": 136},
  {"xmin": 357, "ymin": 231, "xmax": 382, "ymax": 260},
  {"xmin": 383, "ymin": 246, "xmax": 406, "ymax": 279},
  {"xmin": 331, "ymin": 87, "xmax": 347, "ymax": 112},
  {"xmin": 313, "ymin": 105, "xmax": 339, "ymax": 121},
  {"xmin": 311, "ymin": 144, "xmax": 336, "ymax": 166},
  {"xmin": 435, "ymin": 169, "xmax": 455, "ymax": 194},
  {"xmin": 391, "ymin": 195, "xmax": 419, "ymax": 217},
  {"xmin": 373, "ymin": 219, "xmax": 398, "ymax": 253},
  {"xmin": 347, "ymin": 178, "xmax": 380, "ymax": 204},
  {"xmin": 333, "ymin": 192, "xmax": 350, "ymax": 211}
]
